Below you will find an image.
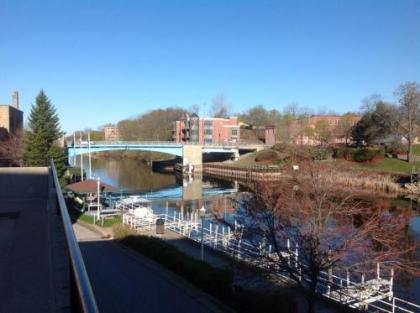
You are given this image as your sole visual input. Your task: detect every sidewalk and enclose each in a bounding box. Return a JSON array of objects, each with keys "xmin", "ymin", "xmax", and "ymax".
[
  {"xmin": 143, "ymin": 228, "xmax": 231, "ymax": 269},
  {"xmin": 74, "ymin": 222, "xmax": 232, "ymax": 313}
]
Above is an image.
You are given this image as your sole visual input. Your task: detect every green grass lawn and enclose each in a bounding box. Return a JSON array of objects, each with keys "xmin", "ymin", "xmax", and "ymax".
[
  {"xmin": 338, "ymin": 157, "xmax": 420, "ymax": 175},
  {"xmin": 78, "ymin": 213, "xmax": 121, "ymax": 227},
  {"xmin": 361, "ymin": 158, "xmax": 418, "ymax": 174},
  {"xmin": 412, "ymin": 144, "xmax": 420, "ymax": 156}
]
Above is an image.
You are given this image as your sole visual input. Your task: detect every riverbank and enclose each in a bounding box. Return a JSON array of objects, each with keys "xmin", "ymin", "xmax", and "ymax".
[{"xmin": 203, "ymin": 160, "xmax": 405, "ymax": 195}]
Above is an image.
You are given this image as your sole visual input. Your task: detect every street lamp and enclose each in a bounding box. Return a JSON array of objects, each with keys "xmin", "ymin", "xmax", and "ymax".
[
  {"xmin": 199, "ymin": 205, "xmax": 206, "ymax": 261},
  {"xmin": 96, "ymin": 177, "xmax": 101, "ymax": 223}
]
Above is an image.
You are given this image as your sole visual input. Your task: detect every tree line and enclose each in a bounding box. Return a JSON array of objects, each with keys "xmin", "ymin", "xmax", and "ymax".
[{"xmin": 352, "ymin": 82, "xmax": 420, "ymax": 162}]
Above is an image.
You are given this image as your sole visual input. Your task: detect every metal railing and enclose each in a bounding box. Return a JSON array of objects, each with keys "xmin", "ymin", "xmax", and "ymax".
[
  {"xmin": 51, "ymin": 160, "xmax": 99, "ymax": 313},
  {"xmin": 67, "ymin": 140, "xmax": 266, "ymax": 148},
  {"xmin": 123, "ymin": 212, "xmax": 420, "ymax": 313}
]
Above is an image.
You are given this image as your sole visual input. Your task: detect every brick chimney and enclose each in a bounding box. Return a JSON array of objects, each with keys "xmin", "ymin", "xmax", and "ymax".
[{"xmin": 12, "ymin": 91, "xmax": 19, "ymax": 109}]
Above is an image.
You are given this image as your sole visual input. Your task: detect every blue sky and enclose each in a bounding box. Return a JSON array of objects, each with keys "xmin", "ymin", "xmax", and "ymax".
[{"xmin": 0, "ymin": 0, "xmax": 419, "ymax": 134}]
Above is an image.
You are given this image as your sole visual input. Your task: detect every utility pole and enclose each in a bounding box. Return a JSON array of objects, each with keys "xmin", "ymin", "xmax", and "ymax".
[
  {"xmin": 97, "ymin": 177, "xmax": 101, "ymax": 223},
  {"xmin": 73, "ymin": 132, "xmax": 77, "ymax": 166},
  {"xmin": 80, "ymin": 132, "xmax": 84, "ymax": 181},
  {"xmin": 88, "ymin": 132, "xmax": 92, "ymax": 179}
]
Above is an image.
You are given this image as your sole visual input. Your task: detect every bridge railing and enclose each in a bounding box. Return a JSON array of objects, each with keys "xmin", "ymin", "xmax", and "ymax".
[
  {"xmin": 50, "ymin": 160, "xmax": 99, "ymax": 313},
  {"xmin": 67, "ymin": 140, "xmax": 266, "ymax": 147}
]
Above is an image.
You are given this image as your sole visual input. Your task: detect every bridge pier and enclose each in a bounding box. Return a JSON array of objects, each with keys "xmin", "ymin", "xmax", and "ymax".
[{"xmin": 182, "ymin": 145, "xmax": 203, "ymax": 173}]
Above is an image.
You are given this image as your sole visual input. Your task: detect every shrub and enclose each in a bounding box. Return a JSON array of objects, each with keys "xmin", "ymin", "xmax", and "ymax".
[
  {"xmin": 336, "ymin": 147, "xmax": 352, "ymax": 160},
  {"xmin": 113, "ymin": 222, "xmax": 136, "ymax": 238},
  {"xmin": 351, "ymin": 147, "xmax": 384, "ymax": 162},
  {"xmin": 385, "ymin": 142, "xmax": 407, "ymax": 156},
  {"xmin": 255, "ymin": 149, "xmax": 279, "ymax": 162},
  {"xmin": 308, "ymin": 147, "xmax": 331, "ymax": 160},
  {"xmin": 272, "ymin": 143, "xmax": 289, "ymax": 152},
  {"xmin": 113, "ymin": 225, "xmax": 233, "ymax": 300}
]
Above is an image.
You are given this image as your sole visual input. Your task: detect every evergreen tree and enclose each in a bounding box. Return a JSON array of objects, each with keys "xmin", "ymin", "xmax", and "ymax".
[{"xmin": 23, "ymin": 90, "xmax": 65, "ymax": 166}]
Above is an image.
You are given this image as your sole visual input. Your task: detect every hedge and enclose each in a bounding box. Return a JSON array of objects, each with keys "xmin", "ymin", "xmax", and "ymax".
[
  {"xmin": 336, "ymin": 146, "xmax": 385, "ymax": 162},
  {"xmin": 112, "ymin": 223, "xmax": 298, "ymax": 312},
  {"xmin": 113, "ymin": 224, "xmax": 232, "ymax": 300}
]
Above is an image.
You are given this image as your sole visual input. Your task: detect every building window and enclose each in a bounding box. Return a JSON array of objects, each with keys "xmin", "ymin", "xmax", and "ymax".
[
  {"xmin": 205, "ymin": 129, "xmax": 212, "ymax": 135},
  {"xmin": 231, "ymin": 128, "xmax": 238, "ymax": 137},
  {"xmin": 204, "ymin": 120, "xmax": 212, "ymax": 128}
]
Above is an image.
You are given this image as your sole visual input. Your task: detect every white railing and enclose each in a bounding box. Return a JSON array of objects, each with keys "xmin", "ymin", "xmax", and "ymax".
[{"xmin": 122, "ymin": 212, "xmax": 420, "ymax": 313}]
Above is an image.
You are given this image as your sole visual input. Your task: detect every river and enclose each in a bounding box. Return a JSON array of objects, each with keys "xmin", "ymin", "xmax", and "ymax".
[{"xmin": 88, "ymin": 157, "xmax": 420, "ymax": 304}]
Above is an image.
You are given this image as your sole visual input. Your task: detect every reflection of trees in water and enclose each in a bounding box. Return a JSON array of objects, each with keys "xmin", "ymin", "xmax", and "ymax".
[
  {"xmin": 173, "ymin": 196, "xmax": 238, "ymax": 219},
  {"xmin": 104, "ymin": 159, "xmax": 120, "ymax": 181},
  {"xmin": 94, "ymin": 158, "xmax": 176, "ymax": 191}
]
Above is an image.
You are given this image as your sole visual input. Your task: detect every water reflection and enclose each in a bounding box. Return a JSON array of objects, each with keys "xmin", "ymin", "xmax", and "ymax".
[{"xmin": 90, "ymin": 158, "xmax": 177, "ymax": 192}]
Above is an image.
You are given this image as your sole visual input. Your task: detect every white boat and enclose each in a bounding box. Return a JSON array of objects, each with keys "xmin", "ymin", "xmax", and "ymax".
[
  {"xmin": 116, "ymin": 196, "xmax": 155, "ymax": 221},
  {"xmin": 116, "ymin": 195, "xmax": 150, "ymax": 208}
]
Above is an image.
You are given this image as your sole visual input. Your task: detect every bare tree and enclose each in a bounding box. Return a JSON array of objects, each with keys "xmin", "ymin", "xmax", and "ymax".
[
  {"xmin": 230, "ymin": 159, "xmax": 418, "ymax": 313},
  {"xmin": 209, "ymin": 94, "xmax": 230, "ymax": 118},
  {"xmin": 283, "ymin": 102, "xmax": 301, "ymax": 117},
  {"xmin": 334, "ymin": 113, "xmax": 357, "ymax": 145},
  {"xmin": 394, "ymin": 82, "xmax": 420, "ymax": 163},
  {"xmin": 188, "ymin": 104, "xmax": 200, "ymax": 116}
]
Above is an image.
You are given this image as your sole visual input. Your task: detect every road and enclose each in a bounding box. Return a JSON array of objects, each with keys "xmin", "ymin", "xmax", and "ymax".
[{"xmin": 74, "ymin": 223, "xmax": 230, "ymax": 313}]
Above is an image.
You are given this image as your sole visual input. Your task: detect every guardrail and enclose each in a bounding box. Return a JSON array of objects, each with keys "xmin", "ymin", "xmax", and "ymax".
[{"xmin": 50, "ymin": 160, "xmax": 99, "ymax": 313}]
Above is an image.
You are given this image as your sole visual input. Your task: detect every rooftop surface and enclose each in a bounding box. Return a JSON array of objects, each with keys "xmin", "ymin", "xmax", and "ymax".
[{"xmin": 0, "ymin": 167, "xmax": 70, "ymax": 313}]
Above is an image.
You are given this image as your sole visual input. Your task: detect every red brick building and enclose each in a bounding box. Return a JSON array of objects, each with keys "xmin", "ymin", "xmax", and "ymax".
[
  {"xmin": 292, "ymin": 114, "xmax": 361, "ymax": 145},
  {"xmin": 173, "ymin": 113, "xmax": 240, "ymax": 144},
  {"xmin": 104, "ymin": 125, "xmax": 120, "ymax": 141}
]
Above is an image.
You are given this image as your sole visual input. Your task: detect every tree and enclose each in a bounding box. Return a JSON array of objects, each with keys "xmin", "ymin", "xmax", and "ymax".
[
  {"xmin": 48, "ymin": 145, "xmax": 68, "ymax": 183},
  {"xmin": 228, "ymin": 160, "xmax": 418, "ymax": 313},
  {"xmin": 23, "ymin": 90, "xmax": 65, "ymax": 166},
  {"xmin": 188, "ymin": 104, "xmax": 201, "ymax": 116},
  {"xmin": 239, "ymin": 105, "xmax": 282, "ymax": 127},
  {"xmin": 210, "ymin": 95, "xmax": 230, "ymax": 118},
  {"xmin": 118, "ymin": 107, "xmax": 186, "ymax": 141},
  {"xmin": 313, "ymin": 120, "xmax": 332, "ymax": 145},
  {"xmin": 352, "ymin": 98, "xmax": 397, "ymax": 146},
  {"xmin": 334, "ymin": 113, "xmax": 357, "ymax": 145},
  {"xmin": 277, "ymin": 104, "xmax": 312, "ymax": 144},
  {"xmin": 0, "ymin": 131, "xmax": 23, "ymax": 166},
  {"xmin": 394, "ymin": 82, "xmax": 420, "ymax": 163}
]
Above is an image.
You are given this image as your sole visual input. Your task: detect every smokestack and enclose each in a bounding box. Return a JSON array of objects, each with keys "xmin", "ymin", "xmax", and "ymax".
[{"xmin": 12, "ymin": 91, "xmax": 19, "ymax": 109}]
